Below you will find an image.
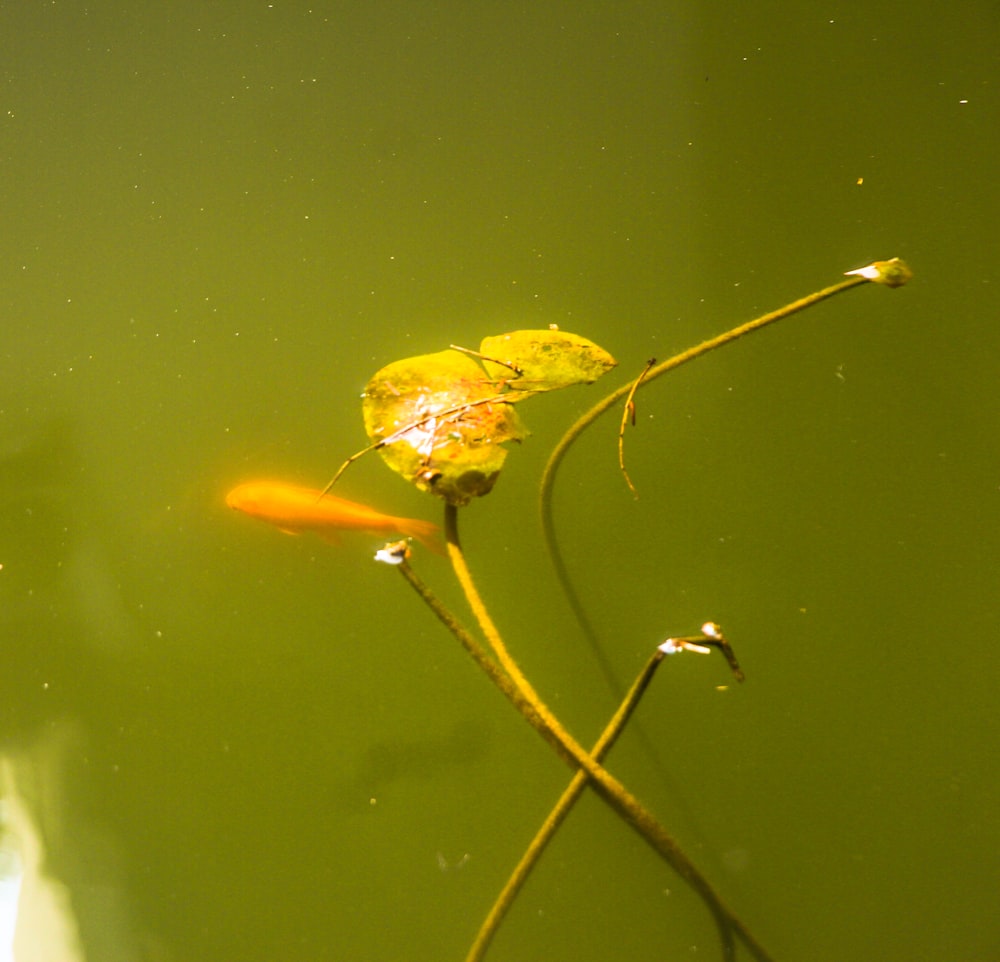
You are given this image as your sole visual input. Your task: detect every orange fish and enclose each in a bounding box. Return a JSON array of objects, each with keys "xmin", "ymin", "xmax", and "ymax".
[{"xmin": 225, "ymin": 480, "xmax": 443, "ymax": 554}]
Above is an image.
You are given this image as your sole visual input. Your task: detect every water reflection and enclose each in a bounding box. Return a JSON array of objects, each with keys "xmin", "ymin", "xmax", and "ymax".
[
  {"xmin": 0, "ymin": 413, "xmax": 149, "ymax": 962},
  {"xmin": 0, "ymin": 801, "xmax": 21, "ymax": 962}
]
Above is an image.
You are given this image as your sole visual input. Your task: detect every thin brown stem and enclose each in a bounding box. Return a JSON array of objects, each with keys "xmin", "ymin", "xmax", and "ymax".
[{"xmin": 395, "ymin": 558, "xmax": 572, "ymax": 766}]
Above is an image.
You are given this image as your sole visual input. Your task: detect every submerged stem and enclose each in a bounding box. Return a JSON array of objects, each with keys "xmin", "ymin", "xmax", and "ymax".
[
  {"xmin": 443, "ymin": 503, "xmax": 773, "ymax": 962},
  {"xmin": 466, "ymin": 643, "xmax": 668, "ymax": 962},
  {"xmin": 395, "ymin": 559, "xmax": 572, "ymax": 766},
  {"xmin": 539, "ymin": 268, "xmax": 901, "ymax": 699}
]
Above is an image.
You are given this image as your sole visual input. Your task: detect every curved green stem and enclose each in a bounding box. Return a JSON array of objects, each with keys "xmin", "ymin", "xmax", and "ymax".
[
  {"xmin": 466, "ymin": 643, "xmax": 668, "ymax": 962},
  {"xmin": 443, "ymin": 504, "xmax": 772, "ymax": 962},
  {"xmin": 541, "ymin": 273, "xmax": 870, "ymax": 524},
  {"xmin": 539, "ymin": 270, "xmax": 893, "ymax": 695}
]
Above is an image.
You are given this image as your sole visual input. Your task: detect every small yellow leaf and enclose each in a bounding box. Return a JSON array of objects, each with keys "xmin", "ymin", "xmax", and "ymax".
[{"xmin": 479, "ymin": 330, "xmax": 617, "ymax": 390}]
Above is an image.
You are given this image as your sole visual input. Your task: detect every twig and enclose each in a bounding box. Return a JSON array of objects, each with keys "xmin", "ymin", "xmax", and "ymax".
[{"xmin": 618, "ymin": 357, "xmax": 657, "ymax": 499}]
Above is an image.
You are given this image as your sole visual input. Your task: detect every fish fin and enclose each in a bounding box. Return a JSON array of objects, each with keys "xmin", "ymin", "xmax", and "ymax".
[
  {"xmin": 277, "ymin": 527, "xmax": 303, "ymax": 536},
  {"xmin": 396, "ymin": 518, "xmax": 446, "ymax": 556}
]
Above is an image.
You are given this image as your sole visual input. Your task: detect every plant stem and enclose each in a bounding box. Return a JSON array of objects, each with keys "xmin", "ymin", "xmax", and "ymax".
[
  {"xmin": 397, "ymin": 558, "xmax": 744, "ymax": 958},
  {"xmin": 538, "ymin": 270, "xmax": 888, "ymax": 704},
  {"xmin": 443, "ymin": 503, "xmax": 773, "ymax": 962},
  {"xmin": 541, "ymin": 272, "xmax": 871, "ymax": 524},
  {"xmin": 395, "ymin": 559, "xmax": 573, "ymax": 767},
  {"xmin": 466, "ymin": 644, "xmax": 668, "ymax": 962}
]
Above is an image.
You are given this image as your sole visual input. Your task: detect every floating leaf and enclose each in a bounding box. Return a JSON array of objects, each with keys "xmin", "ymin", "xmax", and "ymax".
[
  {"xmin": 358, "ymin": 330, "xmax": 616, "ymax": 506},
  {"xmin": 479, "ymin": 329, "xmax": 618, "ymax": 391},
  {"xmin": 363, "ymin": 349, "xmax": 527, "ymax": 506}
]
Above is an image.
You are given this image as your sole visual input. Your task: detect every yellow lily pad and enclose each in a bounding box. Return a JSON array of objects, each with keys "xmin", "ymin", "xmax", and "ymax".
[
  {"xmin": 363, "ymin": 349, "xmax": 526, "ymax": 506},
  {"xmin": 479, "ymin": 329, "xmax": 617, "ymax": 390},
  {"xmin": 360, "ymin": 330, "xmax": 616, "ymax": 505}
]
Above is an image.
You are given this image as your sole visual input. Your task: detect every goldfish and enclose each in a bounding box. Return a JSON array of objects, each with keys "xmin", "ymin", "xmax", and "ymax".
[{"xmin": 225, "ymin": 480, "xmax": 443, "ymax": 554}]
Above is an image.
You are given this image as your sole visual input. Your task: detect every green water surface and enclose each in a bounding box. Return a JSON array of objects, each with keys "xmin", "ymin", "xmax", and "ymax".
[{"xmin": 1, "ymin": 3, "xmax": 997, "ymax": 961}]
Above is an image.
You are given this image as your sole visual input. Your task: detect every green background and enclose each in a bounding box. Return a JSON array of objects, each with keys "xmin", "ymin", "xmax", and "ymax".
[{"xmin": 2, "ymin": 3, "xmax": 996, "ymax": 961}]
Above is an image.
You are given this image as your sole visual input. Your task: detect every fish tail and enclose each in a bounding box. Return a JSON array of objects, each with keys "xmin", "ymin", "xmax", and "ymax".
[{"xmin": 396, "ymin": 517, "xmax": 446, "ymax": 556}]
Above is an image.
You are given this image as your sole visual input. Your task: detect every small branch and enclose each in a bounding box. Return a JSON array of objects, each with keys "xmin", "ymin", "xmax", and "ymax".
[{"xmin": 618, "ymin": 357, "xmax": 656, "ymax": 499}]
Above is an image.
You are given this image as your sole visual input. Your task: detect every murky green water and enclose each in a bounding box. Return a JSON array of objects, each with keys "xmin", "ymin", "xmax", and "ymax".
[{"xmin": 2, "ymin": 3, "xmax": 997, "ymax": 961}]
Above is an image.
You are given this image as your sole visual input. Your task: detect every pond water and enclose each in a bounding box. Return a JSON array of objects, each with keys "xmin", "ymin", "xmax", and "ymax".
[{"xmin": 1, "ymin": 3, "xmax": 997, "ymax": 961}]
